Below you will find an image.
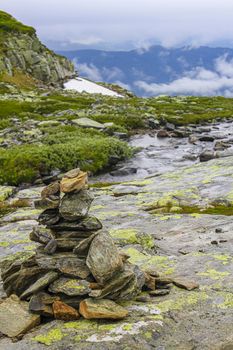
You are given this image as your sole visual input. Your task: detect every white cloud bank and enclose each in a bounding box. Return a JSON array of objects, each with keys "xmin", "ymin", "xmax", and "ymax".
[{"xmin": 135, "ymin": 55, "xmax": 233, "ymax": 96}]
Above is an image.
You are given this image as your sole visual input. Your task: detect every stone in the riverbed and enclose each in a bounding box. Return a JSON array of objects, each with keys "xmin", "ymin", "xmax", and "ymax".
[
  {"xmin": 49, "ymin": 277, "xmax": 91, "ymax": 296},
  {"xmin": 35, "ymin": 251, "xmax": 90, "ymax": 279},
  {"xmin": 86, "ymin": 231, "xmax": 123, "ymax": 284},
  {"xmin": 29, "ymin": 292, "xmax": 59, "ymax": 317},
  {"xmin": 0, "ymin": 295, "xmax": 40, "ymax": 338},
  {"xmin": 157, "ymin": 129, "xmax": 170, "ymax": 138},
  {"xmin": 38, "ymin": 208, "xmax": 60, "ymax": 226},
  {"xmin": 20, "ymin": 271, "xmax": 59, "ymax": 300},
  {"xmin": 73, "ymin": 232, "xmax": 99, "ymax": 257},
  {"xmin": 110, "ymin": 166, "xmax": 137, "ymax": 177},
  {"xmin": 199, "ymin": 150, "xmax": 215, "ymax": 162},
  {"xmin": 53, "ymin": 300, "xmax": 80, "ymax": 321},
  {"xmin": 60, "ymin": 168, "xmax": 88, "ymax": 193},
  {"xmin": 59, "ymin": 189, "xmax": 94, "ymax": 221},
  {"xmin": 79, "ymin": 298, "xmax": 128, "ymax": 320},
  {"xmin": 49, "ymin": 215, "xmax": 102, "ymax": 232},
  {"xmin": 172, "ymin": 277, "xmax": 199, "ymax": 291}
]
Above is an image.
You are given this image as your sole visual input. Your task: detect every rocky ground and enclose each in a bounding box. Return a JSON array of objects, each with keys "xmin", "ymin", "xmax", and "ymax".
[{"xmin": 1, "ymin": 127, "xmax": 233, "ymax": 349}]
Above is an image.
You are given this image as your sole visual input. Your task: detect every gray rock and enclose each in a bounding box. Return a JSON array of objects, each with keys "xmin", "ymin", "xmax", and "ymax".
[
  {"xmin": 59, "ymin": 190, "xmax": 94, "ymax": 221},
  {"xmin": 73, "ymin": 232, "xmax": 99, "ymax": 257},
  {"xmin": 72, "ymin": 118, "xmax": 105, "ymax": 129},
  {"xmin": 29, "ymin": 292, "xmax": 58, "ymax": 317},
  {"xmin": 38, "ymin": 208, "xmax": 60, "ymax": 226},
  {"xmin": 86, "ymin": 231, "xmax": 123, "ymax": 284},
  {"xmin": 49, "ymin": 277, "xmax": 91, "ymax": 296},
  {"xmin": 20, "ymin": 271, "xmax": 59, "ymax": 300},
  {"xmin": 50, "ymin": 215, "xmax": 102, "ymax": 232},
  {"xmin": 0, "ymin": 295, "xmax": 40, "ymax": 338},
  {"xmin": 35, "ymin": 251, "xmax": 90, "ymax": 279}
]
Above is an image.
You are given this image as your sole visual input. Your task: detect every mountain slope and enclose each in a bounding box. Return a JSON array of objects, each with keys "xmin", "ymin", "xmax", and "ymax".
[
  {"xmin": 0, "ymin": 11, "xmax": 75, "ymax": 86},
  {"xmin": 58, "ymin": 45, "xmax": 233, "ymax": 96}
]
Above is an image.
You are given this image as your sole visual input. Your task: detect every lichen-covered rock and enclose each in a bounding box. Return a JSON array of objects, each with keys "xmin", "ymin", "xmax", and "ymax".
[
  {"xmin": 35, "ymin": 251, "xmax": 90, "ymax": 279},
  {"xmin": 73, "ymin": 232, "xmax": 99, "ymax": 257},
  {"xmin": 38, "ymin": 208, "xmax": 60, "ymax": 226},
  {"xmin": 86, "ymin": 231, "xmax": 124, "ymax": 284},
  {"xmin": 49, "ymin": 278, "xmax": 91, "ymax": 296},
  {"xmin": 79, "ymin": 298, "xmax": 128, "ymax": 320},
  {"xmin": 50, "ymin": 215, "xmax": 102, "ymax": 232},
  {"xmin": 59, "ymin": 190, "xmax": 94, "ymax": 221},
  {"xmin": 20, "ymin": 271, "xmax": 59, "ymax": 299},
  {"xmin": 0, "ymin": 295, "xmax": 40, "ymax": 338}
]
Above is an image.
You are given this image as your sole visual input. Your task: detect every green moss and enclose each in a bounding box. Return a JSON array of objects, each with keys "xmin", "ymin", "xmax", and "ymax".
[{"xmin": 33, "ymin": 328, "xmax": 66, "ymax": 346}]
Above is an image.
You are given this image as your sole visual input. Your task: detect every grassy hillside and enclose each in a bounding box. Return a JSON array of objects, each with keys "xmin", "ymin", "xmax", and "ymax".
[{"xmin": 0, "ymin": 11, "xmax": 35, "ymax": 35}]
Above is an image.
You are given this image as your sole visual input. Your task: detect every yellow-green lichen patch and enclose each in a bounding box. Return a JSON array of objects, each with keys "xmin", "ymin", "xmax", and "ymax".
[
  {"xmin": 156, "ymin": 291, "xmax": 208, "ymax": 313},
  {"xmin": 110, "ymin": 228, "xmax": 154, "ymax": 249},
  {"xmin": 123, "ymin": 247, "xmax": 173, "ymax": 272},
  {"xmin": 65, "ymin": 320, "xmax": 97, "ymax": 330},
  {"xmin": 216, "ymin": 292, "xmax": 233, "ymax": 309},
  {"xmin": 33, "ymin": 328, "xmax": 67, "ymax": 346},
  {"xmin": 212, "ymin": 254, "xmax": 231, "ymax": 265},
  {"xmin": 198, "ymin": 269, "xmax": 230, "ymax": 280}
]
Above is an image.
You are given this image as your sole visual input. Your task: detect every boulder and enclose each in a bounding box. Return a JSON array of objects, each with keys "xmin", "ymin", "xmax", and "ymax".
[
  {"xmin": 0, "ymin": 295, "xmax": 40, "ymax": 338},
  {"xmin": 53, "ymin": 300, "xmax": 80, "ymax": 321},
  {"xmin": 86, "ymin": 231, "xmax": 123, "ymax": 284},
  {"xmin": 72, "ymin": 118, "xmax": 105, "ymax": 129},
  {"xmin": 79, "ymin": 298, "xmax": 128, "ymax": 320},
  {"xmin": 157, "ymin": 129, "xmax": 170, "ymax": 138},
  {"xmin": 59, "ymin": 189, "xmax": 94, "ymax": 221}
]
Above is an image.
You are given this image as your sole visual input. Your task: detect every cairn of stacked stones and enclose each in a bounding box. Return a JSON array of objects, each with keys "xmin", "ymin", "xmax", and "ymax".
[{"xmin": 1, "ymin": 168, "xmax": 162, "ymax": 325}]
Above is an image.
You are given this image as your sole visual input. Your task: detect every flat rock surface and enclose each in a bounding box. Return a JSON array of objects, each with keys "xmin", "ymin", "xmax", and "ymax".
[
  {"xmin": 1, "ymin": 156, "xmax": 233, "ymax": 348},
  {"xmin": 0, "ymin": 295, "xmax": 40, "ymax": 338}
]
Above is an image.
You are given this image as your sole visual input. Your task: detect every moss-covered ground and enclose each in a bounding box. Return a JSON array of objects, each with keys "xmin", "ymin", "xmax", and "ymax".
[{"xmin": 1, "ymin": 85, "xmax": 233, "ymax": 185}]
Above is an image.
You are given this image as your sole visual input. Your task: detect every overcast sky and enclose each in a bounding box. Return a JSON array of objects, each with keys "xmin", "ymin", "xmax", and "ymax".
[{"xmin": 1, "ymin": 0, "xmax": 233, "ymax": 50}]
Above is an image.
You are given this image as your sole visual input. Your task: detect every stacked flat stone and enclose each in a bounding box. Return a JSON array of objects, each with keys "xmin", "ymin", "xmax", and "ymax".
[{"xmin": 1, "ymin": 168, "xmax": 146, "ymax": 321}]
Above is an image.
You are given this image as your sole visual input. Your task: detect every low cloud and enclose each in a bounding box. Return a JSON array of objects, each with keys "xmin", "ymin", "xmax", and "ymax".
[
  {"xmin": 135, "ymin": 55, "xmax": 233, "ymax": 96},
  {"xmin": 74, "ymin": 61, "xmax": 125, "ymax": 83},
  {"xmin": 76, "ymin": 63, "xmax": 103, "ymax": 81}
]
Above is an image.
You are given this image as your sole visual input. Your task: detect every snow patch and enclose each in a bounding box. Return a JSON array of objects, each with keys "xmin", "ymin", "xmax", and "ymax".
[{"xmin": 64, "ymin": 78, "xmax": 123, "ymax": 97}]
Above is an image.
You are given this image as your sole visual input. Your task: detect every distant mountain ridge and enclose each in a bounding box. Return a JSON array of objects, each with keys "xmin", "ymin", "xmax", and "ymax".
[
  {"xmin": 58, "ymin": 45, "xmax": 233, "ymax": 96},
  {"xmin": 0, "ymin": 11, "xmax": 75, "ymax": 87}
]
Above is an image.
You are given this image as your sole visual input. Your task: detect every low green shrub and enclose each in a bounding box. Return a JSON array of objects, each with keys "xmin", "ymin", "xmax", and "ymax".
[{"xmin": 0, "ymin": 135, "xmax": 132, "ymax": 185}]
